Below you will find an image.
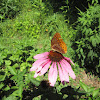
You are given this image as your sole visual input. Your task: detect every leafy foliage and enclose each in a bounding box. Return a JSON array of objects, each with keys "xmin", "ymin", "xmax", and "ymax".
[
  {"xmin": 0, "ymin": 0, "xmax": 22, "ymax": 21},
  {"xmin": 72, "ymin": 3, "xmax": 100, "ymax": 74},
  {"xmin": 0, "ymin": 35, "xmax": 41, "ymax": 99},
  {"xmin": 79, "ymin": 81, "xmax": 100, "ymax": 100}
]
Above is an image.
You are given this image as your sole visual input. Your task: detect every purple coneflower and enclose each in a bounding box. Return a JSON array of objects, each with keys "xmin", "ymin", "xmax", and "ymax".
[{"xmin": 30, "ymin": 50, "xmax": 76, "ymax": 86}]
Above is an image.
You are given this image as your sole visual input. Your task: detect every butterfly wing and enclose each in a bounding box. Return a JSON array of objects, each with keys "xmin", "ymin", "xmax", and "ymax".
[{"xmin": 51, "ymin": 33, "xmax": 67, "ymax": 54}]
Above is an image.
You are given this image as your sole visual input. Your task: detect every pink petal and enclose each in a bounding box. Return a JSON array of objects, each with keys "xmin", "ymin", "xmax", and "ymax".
[
  {"xmin": 30, "ymin": 57, "xmax": 49, "ymax": 71},
  {"xmin": 33, "ymin": 61, "xmax": 49, "ymax": 78},
  {"xmin": 48, "ymin": 62, "xmax": 58, "ymax": 86},
  {"xmin": 34, "ymin": 52, "xmax": 49, "ymax": 59},
  {"xmin": 60, "ymin": 61, "xmax": 69, "ymax": 82},
  {"xmin": 39, "ymin": 61, "xmax": 51, "ymax": 76},
  {"xmin": 64, "ymin": 57, "xmax": 75, "ymax": 65},
  {"xmin": 33, "ymin": 60, "xmax": 51, "ymax": 77},
  {"xmin": 57, "ymin": 63, "xmax": 65, "ymax": 83},
  {"xmin": 61, "ymin": 59, "xmax": 76, "ymax": 79},
  {"xmin": 34, "ymin": 72, "xmax": 39, "ymax": 78},
  {"xmin": 35, "ymin": 60, "xmax": 49, "ymax": 73}
]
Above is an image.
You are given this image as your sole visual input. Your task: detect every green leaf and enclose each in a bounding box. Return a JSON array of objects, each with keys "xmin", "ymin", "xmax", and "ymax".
[
  {"xmin": 13, "ymin": 63, "xmax": 19, "ymax": 68},
  {"xmin": 26, "ymin": 56, "xmax": 33, "ymax": 61},
  {"xmin": 0, "ymin": 72, "xmax": 6, "ymax": 81},
  {"xmin": 2, "ymin": 95, "xmax": 18, "ymax": 100},
  {"xmin": 92, "ymin": 88, "xmax": 100, "ymax": 97},
  {"xmin": 79, "ymin": 80, "xmax": 88, "ymax": 92},
  {"xmin": 80, "ymin": 48, "xmax": 83, "ymax": 55},
  {"xmin": 28, "ymin": 73, "xmax": 40, "ymax": 86},
  {"xmin": 33, "ymin": 96, "xmax": 41, "ymax": 100},
  {"xmin": 12, "ymin": 86, "xmax": 23, "ymax": 98},
  {"xmin": 3, "ymin": 85, "xmax": 10, "ymax": 91},
  {"xmin": 92, "ymin": 38, "xmax": 96, "ymax": 47},
  {"xmin": 9, "ymin": 56, "xmax": 15, "ymax": 61},
  {"xmin": 7, "ymin": 66, "xmax": 17, "ymax": 75},
  {"xmin": 9, "ymin": 55, "xmax": 18, "ymax": 61},
  {"xmin": 18, "ymin": 85, "xmax": 23, "ymax": 97},
  {"xmin": 12, "ymin": 89, "xmax": 20, "ymax": 96},
  {"xmin": 88, "ymin": 87, "xmax": 95, "ymax": 93},
  {"xmin": 20, "ymin": 62, "xmax": 27, "ymax": 71},
  {"xmin": 88, "ymin": 50, "xmax": 93, "ymax": 57},
  {"xmin": 30, "ymin": 78, "xmax": 40, "ymax": 86},
  {"xmin": 0, "ymin": 83, "xmax": 4, "ymax": 89},
  {"xmin": 11, "ymin": 86, "xmax": 18, "ymax": 90},
  {"xmin": 5, "ymin": 60, "xmax": 11, "ymax": 66},
  {"xmin": 96, "ymin": 96, "xmax": 100, "ymax": 100}
]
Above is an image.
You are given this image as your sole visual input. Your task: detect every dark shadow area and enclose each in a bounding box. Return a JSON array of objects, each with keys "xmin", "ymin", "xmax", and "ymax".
[
  {"xmin": 44, "ymin": 0, "xmax": 89, "ymax": 24},
  {"xmin": 0, "ymin": 77, "xmax": 16, "ymax": 99},
  {"xmin": 22, "ymin": 85, "xmax": 86, "ymax": 100},
  {"xmin": 60, "ymin": 86, "xmax": 86, "ymax": 100},
  {"xmin": 21, "ymin": 46, "xmax": 36, "ymax": 63},
  {"xmin": 22, "ymin": 46, "xmax": 34, "ymax": 51}
]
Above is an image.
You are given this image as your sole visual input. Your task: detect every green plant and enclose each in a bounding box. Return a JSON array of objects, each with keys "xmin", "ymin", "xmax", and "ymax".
[
  {"xmin": 0, "ymin": 35, "xmax": 42, "ymax": 99},
  {"xmin": 0, "ymin": 0, "xmax": 21, "ymax": 21},
  {"xmin": 72, "ymin": 3, "xmax": 100, "ymax": 74},
  {"xmin": 79, "ymin": 80, "xmax": 100, "ymax": 100}
]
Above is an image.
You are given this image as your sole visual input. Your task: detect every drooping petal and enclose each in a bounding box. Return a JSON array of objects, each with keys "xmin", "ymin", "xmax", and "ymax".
[
  {"xmin": 35, "ymin": 60, "xmax": 49, "ymax": 73},
  {"xmin": 34, "ymin": 52, "xmax": 49, "ymax": 59},
  {"xmin": 57, "ymin": 63, "xmax": 65, "ymax": 83},
  {"xmin": 60, "ymin": 61, "xmax": 69, "ymax": 82},
  {"xmin": 61, "ymin": 59, "xmax": 76, "ymax": 79},
  {"xmin": 64, "ymin": 57, "xmax": 75, "ymax": 65},
  {"xmin": 34, "ymin": 72, "xmax": 39, "ymax": 78},
  {"xmin": 39, "ymin": 61, "xmax": 51, "ymax": 76},
  {"xmin": 48, "ymin": 62, "xmax": 58, "ymax": 86},
  {"xmin": 33, "ymin": 60, "xmax": 50, "ymax": 78},
  {"xmin": 30, "ymin": 57, "xmax": 49, "ymax": 71}
]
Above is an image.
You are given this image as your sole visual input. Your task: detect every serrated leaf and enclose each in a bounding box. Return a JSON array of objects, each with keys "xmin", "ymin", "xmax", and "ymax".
[
  {"xmin": 12, "ymin": 86, "xmax": 23, "ymax": 97},
  {"xmin": 7, "ymin": 66, "xmax": 17, "ymax": 75}
]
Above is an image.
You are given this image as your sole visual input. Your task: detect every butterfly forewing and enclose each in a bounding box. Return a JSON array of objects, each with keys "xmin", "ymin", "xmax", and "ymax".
[{"xmin": 51, "ymin": 33, "xmax": 67, "ymax": 54}]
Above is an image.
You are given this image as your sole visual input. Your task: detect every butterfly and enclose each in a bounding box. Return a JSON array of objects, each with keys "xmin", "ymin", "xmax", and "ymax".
[{"xmin": 51, "ymin": 33, "xmax": 67, "ymax": 54}]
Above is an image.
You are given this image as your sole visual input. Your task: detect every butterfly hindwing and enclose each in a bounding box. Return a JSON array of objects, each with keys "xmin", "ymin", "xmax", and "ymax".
[{"xmin": 51, "ymin": 33, "xmax": 67, "ymax": 54}]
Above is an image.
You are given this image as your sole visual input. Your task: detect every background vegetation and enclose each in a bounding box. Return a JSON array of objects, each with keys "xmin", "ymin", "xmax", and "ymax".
[{"xmin": 0, "ymin": 0, "xmax": 100, "ymax": 100}]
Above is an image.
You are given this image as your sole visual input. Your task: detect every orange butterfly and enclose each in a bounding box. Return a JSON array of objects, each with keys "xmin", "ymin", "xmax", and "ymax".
[{"xmin": 51, "ymin": 33, "xmax": 67, "ymax": 54}]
